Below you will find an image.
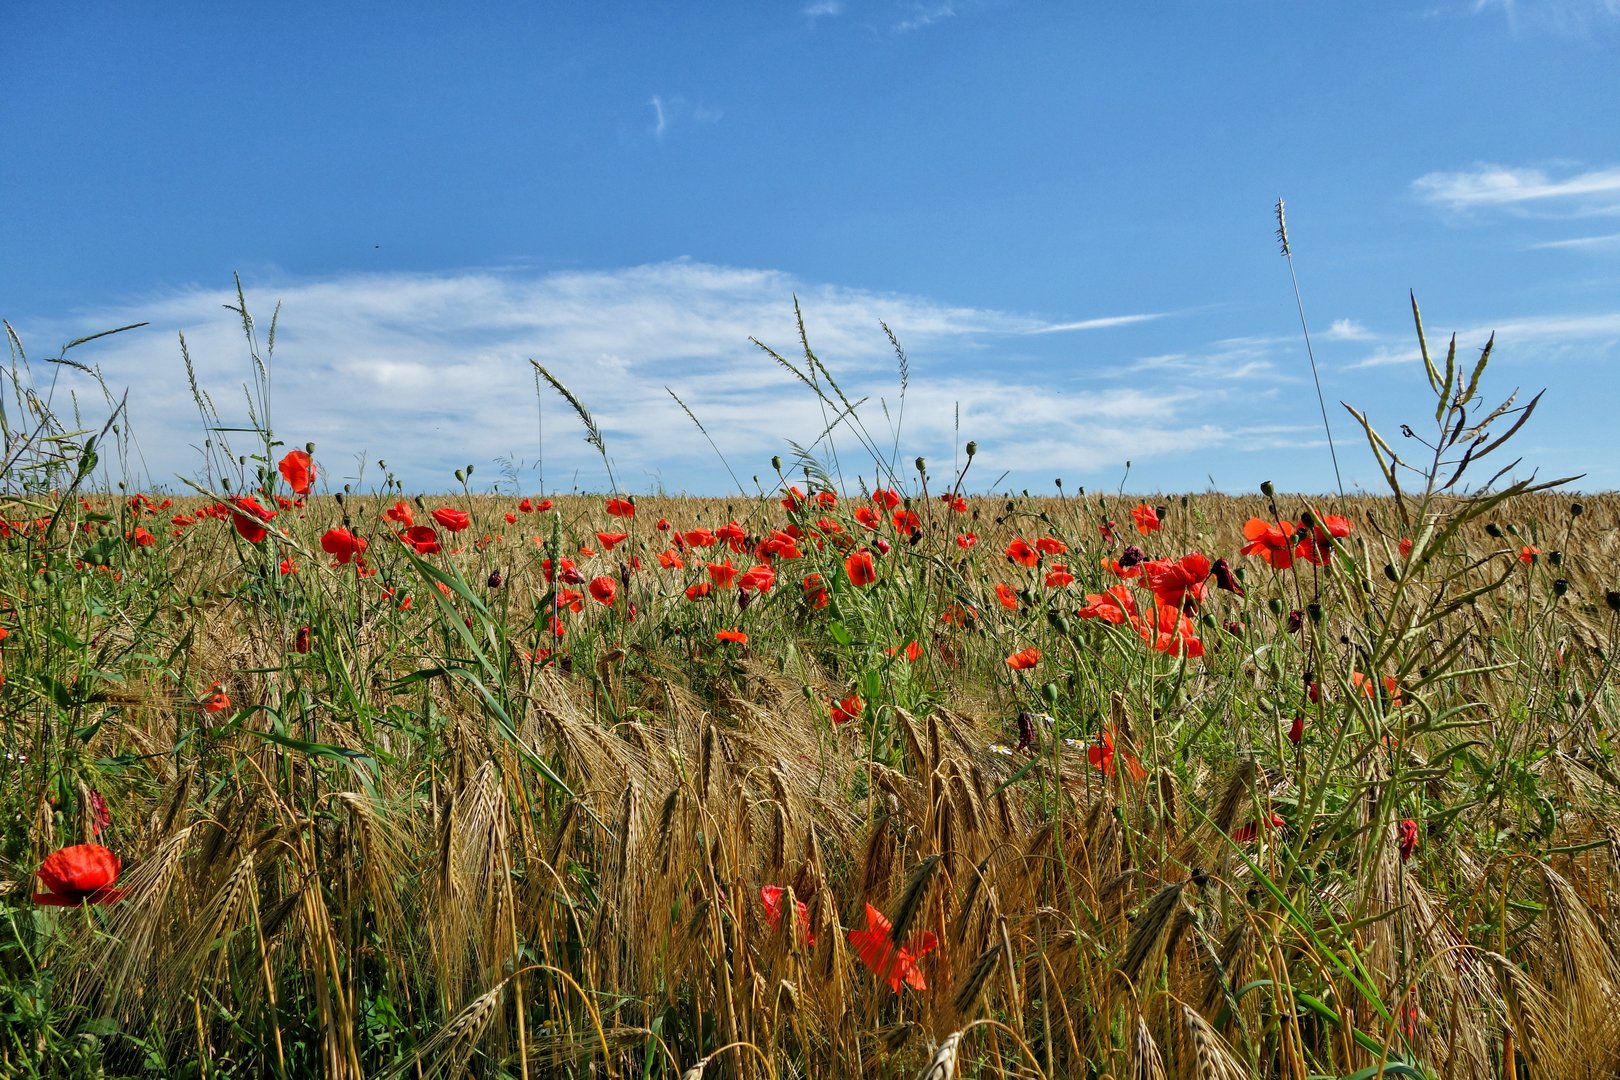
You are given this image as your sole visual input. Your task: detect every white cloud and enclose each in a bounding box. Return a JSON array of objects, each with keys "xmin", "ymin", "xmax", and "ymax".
[
  {"xmin": 1413, "ymin": 163, "xmax": 1620, "ymax": 217},
  {"xmin": 895, "ymin": 3, "xmax": 956, "ymax": 32},
  {"xmin": 1025, "ymin": 312, "xmax": 1168, "ymax": 334},
  {"xmin": 16, "ymin": 262, "xmax": 1268, "ymax": 495},
  {"xmin": 647, "ymin": 95, "xmax": 721, "ymax": 141},
  {"xmin": 801, "ymin": 0, "xmax": 844, "ymax": 16},
  {"xmin": 1528, "ymin": 232, "xmax": 1620, "ymax": 251},
  {"xmin": 1321, "ymin": 318, "xmax": 1375, "ymax": 342}
]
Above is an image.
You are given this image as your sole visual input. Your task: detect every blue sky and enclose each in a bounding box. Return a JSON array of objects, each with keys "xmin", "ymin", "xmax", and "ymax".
[{"xmin": 5, "ymin": 1, "xmax": 1619, "ymax": 497}]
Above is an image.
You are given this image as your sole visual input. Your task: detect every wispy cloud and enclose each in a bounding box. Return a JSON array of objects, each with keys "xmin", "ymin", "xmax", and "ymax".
[
  {"xmin": 1528, "ymin": 231, "xmax": 1620, "ymax": 251},
  {"xmin": 1413, "ymin": 163, "xmax": 1620, "ymax": 217},
  {"xmin": 15, "ymin": 262, "xmax": 1274, "ymax": 494},
  {"xmin": 1469, "ymin": 0, "xmax": 1620, "ymax": 31},
  {"xmin": 894, "ymin": 3, "xmax": 956, "ymax": 32},
  {"xmin": 647, "ymin": 94, "xmax": 722, "ymax": 141},
  {"xmin": 1347, "ymin": 308, "xmax": 1620, "ymax": 368},
  {"xmin": 1025, "ymin": 312, "xmax": 1168, "ymax": 334},
  {"xmin": 1321, "ymin": 318, "xmax": 1375, "ymax": 342},
  {"xmin": 801, "ymin": 0, "xmax": 844, "ymax": 16}
]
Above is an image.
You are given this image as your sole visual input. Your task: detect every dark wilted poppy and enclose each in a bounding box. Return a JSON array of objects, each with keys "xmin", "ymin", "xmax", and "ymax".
[
  {"xmin": 431, "ymin": 507, "xmax": 471, "ymax": 533},
  {"xmin": 277, "ymin": 450, "xmax": 315, "ymax": 496},
  {"xmin": 1210, "ymin": 557, "xmax": 1243, "ymax": 596},
  {"xmin": 34, "ymin": 843, "xmax": 125, "ymax": 906},
  {"xmin": 1398, "ymin": 819, "xmax": 1419, "ymax": 862}
]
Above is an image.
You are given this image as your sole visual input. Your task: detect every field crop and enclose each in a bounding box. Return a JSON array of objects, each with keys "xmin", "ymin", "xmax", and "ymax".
[{"xmin": 3, "ymin": 295, "xmax": 1620, "ymax": 1078}]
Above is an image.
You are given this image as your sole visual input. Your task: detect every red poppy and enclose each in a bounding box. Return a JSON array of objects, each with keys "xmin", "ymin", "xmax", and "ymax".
[
  {"xmin": 802, "ymin": 573, "xmax": 830, "ymax": 608},
  {"xmin": 780, "ymin": 485, "xmax": 806, "ymax": 511},
  {"xmin": 892, "ymin": 508, "xmax": 920, "ymax": 532},
  {"xmin": 760, "ymin": 885, "xmax": 814, "ymax": 942},
  {"xmin": 1518, "ymin": 545, "xmax": 1540, "ymax": 564},
  {"xmin": 716, "ymin": 628, "xmax": 748, "ymax": 643},
  {"xmin": 1351, "ymin": 671, "xmax": 1402, "ymax": 707},
  {"xmin": 202, "ymin": 682, "xmax": 231, "ymax": 713},
  {"xmin": 685, "ymin": 581, "xmax": 713, "ymax": 601},
  {"xmin": 657, "ymin": 549, "xmax": 685, "ymax": 570},
  {"xmin": 1035, "ymin": 537, "xmax": 1068, "ymax": 556},
  {"xmin": 128, "ymin": 526, "xmax": 155, "ymax": 548},
  {"xmin": 829, "ymin": 693, "xmax": 863, "ymax": 725},
  {"xmin": 596, "ymin": 532, "xmax": 629, "ymax": 550},
  {"xmin": 888, "ymin": 640, "xmax": 924, "ymax": 663},
  {"xmin": 1005, "ymin": 538, "xmax": 1039, "ymax": 567},
  {"xmin": 1130, "ymin": 504, "xmax": 1161, "ymax": 535},
  {"xmin": 1295, "ymin": 515, "xmax": 1351, "ymax": 565},
  {"xmin": 384, "ymin": 500, "xmax": 414, "ymax": 527},
  {"xmin": 431, "ymin": 507, "xmax": 471, "ymax": 533},
  {"xmin": 848, "ymin": 902, "xmax": 937, "ymax": 991},
  {"xmin": 956, "ymin": 532, "xmax": 977, "ymax": 549},
  {"xmin": 873, "ymin": 488, "xmax": 902, "ymax": 511},
  {"xmin": 588, "ymin": 576, "xmax": 617, "ymax": 605},
  {"xmin": 845, "ymin": 550, "xmax": 877, "ymax": 588},
  {"xmin": 228, "ymin": 496, "xmax": 276, "ymax": 544},
  {"xmin": 1287, "ymin": 715, "xmax": 1304, "ymax": 745},
  {"xmin": 816, "ymin": 490, "xmax": 838, "ymax": 508},
  {"xmin": 1078, "ymin": 584, "xmax": 1138, "ymax": 625},
  {"xmin": 320, "ymin": 527, "xmax": 368, "ymax": 565},
  {"xmin": 1398, "ymin": 818, "xmax": 1419, "ymax": 862},
  {"xmin": 706, "ymin": 560, "xmax": 738, "ymax": 589},
  {"xmin": 605, "ymin": 497, "xmax": 635, "ymax": 518},
  {"xmin": 401, "ymin": 525, "xmax": 442, "ymax": 555},
  {"xmin": 294, "ymin": 625, "xmax": 312, "ymax": 653},
  {"xmin": 761, "ymin": 530, "xmax": 803, "ymax": 560},
  {"xmin": 684, "ymin": 527, "xmax": 717, "ymax": 548},
  {"xmin": 739, "ymin": 564, "xmax": 776, "ymax": 593},
  {"xmin": 1231, "ymin": 811, "xmax": 1286, "ymax": 843},
  {"xmin": 1144, "ymin": 553, "xmax": 1211, "ymax": 611},
  {"xmin": 34, "ymin": 843, "xmax": 125, "ymax": 906},
  {"xmin": 716, "ymin": 521, "xmax": 747, "ymax": 549},
  {"xmin": 1398, "ymin": 537, "xmax": 1414, "ymax": 560},
  {"xmin": 1138, "ymin": 603, "xmax": 1205, "ymax": 658},
  {"xmin": 1044, "ymin": 567, "xmax": 1075, "ymax": 588},
  {"xmin": 277, "ymin": 450, "xmax": 315, "ymax": 496},
  {"xmin": 1005, "ymin": 646, "xmax": 1041, "ymax": 670},
  {"xmin": 853, "ymin": 505, "xmax": 881, "ymax": 530},
  {"xmin": 1086, "ymin": 727, "xmax": 1146, "ymax": 780},
  {"xmin": 940, "ymin": 494, "xmax": 967, "ymax": 512},
  {"xmin": 994, "ymin": 582, "xmax": 1020, "ymax": 610}
]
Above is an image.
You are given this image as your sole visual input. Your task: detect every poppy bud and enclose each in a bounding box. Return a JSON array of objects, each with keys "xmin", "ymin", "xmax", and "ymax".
[
  {"xmin": 1549, "ymin": 550, "xmax": 1563, "ymax": 567},
  {"xmin": 874, "ymin": 538, "xmax": 892, "ymax": 555},
  {"xmin": 487, "ymin": 570, "xmax": 503, "ymax": 588},
  {"xmin": 1306, "ymin": 603, "xmax": 1322, "ymax": 624},
  {"xmin": 562, "ymin": 566, "xmax": 586, "ymax": 585},
  {"xmin": 965, "ymin": 441, "xmax": 977, "ymax": 458},
  {"xmin": 1384, "ymin": 563, "xmax": 1399, "ymax": 582},
  {"xmin": 1155, "ymin": 505, "xmax": 1168, "ymax": 523},
  {"xmin": 1397, "ymin": 818, "xmax": 1418, "ymax": 862},
  {"xmin": 1210, "ymin": 558, "xmax": 1243, "ymax": 596},
  {"xmin": 1286, "ymin": 609, "xmax": 1304, "ymax": 633},
  {"xmin": 1485, "ymin": 522, "xmax": 1503, "ymax": 538},
  {"xmin": 1224, "ymin": 620, "xmax": 1244, "ymax": 637},
  {"xmin": 1571, "ymin": 501, "xmax": 1585, "ymax": 517},
  {"xmin": 771, "ymin": 455, "xmax": 782, "ymax": 472},
  {"xmin": 619, "ymin": 562, "xmax": 632, "ymax": 587},
  {"xmin": 1553, "ymin": 578, "xmax": 1569, "ymax": 597},
  {"xmin": 916, "ymin": 457, "xmax": 927, "ymax": 475},
  {"xmin": 1260, "ymin": 480, "xmax": 1275, "ymax": 497},
  {"xmin": 1606, "ymin": 590, "xmax": 1620, "ymax": 612}
]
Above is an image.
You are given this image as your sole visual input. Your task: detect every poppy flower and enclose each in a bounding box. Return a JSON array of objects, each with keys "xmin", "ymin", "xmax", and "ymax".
[
  {"xmin": 1351, "ymin": 671, "xmax": 1402, "ymax": 707},
  {"xmin": 277, "ymin": 450, "xmax": 315, "ymax": 496},
  {"xmin": 716, "ymin": 628, "xmax": 748, "ymax": 644},
  {"xmin": 1044, "ymin": 567, "xmax": 1075, "ymax": 589},
  {"xmin": 1295, "ymin": 515, "xmax": 1351, "ymax": 565},
  {"xmin": 685, "ymin": 582, "xmax": 713, "ymax": 601},
  {"xmin": 34, "ymin": 843, "xmax": 125, "ymax": 906},
  {"xmin": 994, "ymin": 582, "xmax": 1020, "ymax": 610},
  {"xmin": 588, "ymin": 576, "xmax": 617, "ymax": 605},
  {"xmin": 1144, "ymin": 553, "xmax": 1211, "ymax": 611},
  {"xmin": 760, "ymin": 885, "xmax": 813, "ymax": 943},
  {"xmin": 1035, "ymin": 537, "xmax": 1068, "ymax": 556},
  {"xmin": 1099, "ymin": 519, "xmax": 1118, "ymax": 546},
  {"xmin": 1005, "ymin": 646, "xmax": 1041, "ymax": 670},
  {"xmin": 1518, "ymin": 545, "xmax": 1540, "ymax": 564},
  {"xmin": 202, "ymin": 682, "xmax": 231, "ymax": 713},
  {"xmin": 1077, "ymin": 585, "xmax": 1138, "ymax": 625},
  {"xmin": 228, "ymin": 496, "xmax": 276, "ymax": 544},
  {"xmin": 802, "ymin": 573, "xmax": 830, "ymax": 608},
  {"xmin": 684, "ymin": 528, "xmax": 717, "ymax": 548},
  {"xmin": 816, "ymin": 490, "xmax": 838, "ymax": 508},
  {"xmin": 873, "ymin": 488, "xmax": 902, "ymax": 511},
  {"xmin": 384, "ymin": 500, "xmax": 414, "ymax": 527},
  {"xmin": 892, "ymin": 508, "xmax": 920, "ymax": 532},
  {"xmin": 401, "ymin": 525, "xmax": 442, "ymax": 555},
  {"xmin": 848, "ymin": 902, "xmax": 937, "ymax": 991},
  {"xmin": 1240, "ymin": 518, "xmax": 1296, "ymax": 569},
  {"xmin": 853, "ymin": 505, "xmax": 881, "ymax": 530},
  {"xmin": 605, "ymin": 497, "xmax": 635, "ymax": 518},
  {"xmin": 294, "ymin": 626, "xmax": 312, "ymax": 653},
  {"xmin": 1231, "ymin": 811, "xmax": 1286, "ymax": 843},
  {"xmin": 1209, "ymin": 558, "xmax": 1243, "ymax": 596},
  {"xmin": 657, "ymin": 549, "xmax": 685, "ymax": 570},
  {"xmin": 431, "ymin": 507, "xmax": 471, "ymax": 533},
  {"xmin": 888, "ymin": 640, "xmax": 924, "ymax": 663},
  {"xmin": 739, "ymin": 564, "xmax": 776, "ymax": 593},
  {"xmin": 1086, "ymin": 727, "xmax": 1146, "ymax": 780},
  {"xmin": 761, "ymin": 530, "xmax": 803, "ymax": 560},
  {"xmin": 940, "ymin": 494, "xmax": 967, "ymax": 512},
  {"xmin": 845, "ymin": 550, "xmax": 877, "ymax": 588},
  {"xmin": 1398, "ymin": 537, "xmax": 1414, "ymax": 560},
  {"xmin": 1138, "ymin": 603, "xmax": 1205, "ymax": 658},
  {"xmin": 829, "ymin": 693, "xmax": 863, "ymax": 725},
  {"xmin": 1287, "ymin": 714, "xmax": 1304, "ymax": 746},
  {"xmin": 779, "ymin": 485, "xmax": 806, "ymax": 511},
  {"xmin": 1005, "ymin": 538, "xmax": 1039, "ymax": 568},
  {"xmin": 320, "ymin": 527, "xmax": 368, "ymax": 565},
  {"xmin": 596, "ymin": 532, "xmax": 629, "ymax": 551},
  {"xmin": 1397, "ymin": 818, "xmax": 1419, "ymax": 862},
  {"xmin": 1130, "ymin": 504, "xmax": 1161, "ymax": 535},
  {"xmin": 956, "ymin": 532, "xmax": 977, "ymax": 549}
]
